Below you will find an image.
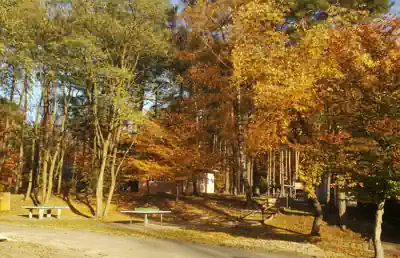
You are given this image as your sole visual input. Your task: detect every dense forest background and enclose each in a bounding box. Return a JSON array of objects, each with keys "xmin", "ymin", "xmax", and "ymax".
[{"xmin": 0, "ymin": 1, "xmax": 399, "ymax": 257}]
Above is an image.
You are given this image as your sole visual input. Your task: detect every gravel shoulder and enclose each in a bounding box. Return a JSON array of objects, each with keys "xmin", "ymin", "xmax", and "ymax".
[
  {"xmin": 0, "ymin": 224, "xmax": 308, "ymax": 258},
  {"xmin": 0, "ymin": 241, "xmax": 88, "ymax": 258}
]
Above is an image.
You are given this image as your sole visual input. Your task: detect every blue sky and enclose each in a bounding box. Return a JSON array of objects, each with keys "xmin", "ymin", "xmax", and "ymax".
[{"xmin": 393, "ymin": 0, "xmax": 400, "ymax": 14}]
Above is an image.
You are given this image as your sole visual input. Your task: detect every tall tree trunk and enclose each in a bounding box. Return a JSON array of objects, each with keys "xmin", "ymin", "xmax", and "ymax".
[
  {"xmin": 337, "ymin": 177, "xmax": 346, "ymax": 230},
  {"xmin": 373, "ymin": 200, "xmax": 385, "ymax": 258},
  {"xmin": 16, "ymin": 75, "xmax": 29, "ymax": 194},
  {"xmin": 57, "ymin": 86, "xmax": 72, "ymax": 196},
  {"xmin": 231, "ymin": 143, "xmax": 239, "ymax": 195},
  {"xmin": 324, "ymin": 171, "xmax": 331, "ymax": 217},
  {"xmin": 25, "ymin": 103, "xmax": 42, "ymax": 201},
  {"xmin": 25, "ymin": 150, "xmax": 34, "ymax": 201},
  {"xmin": 311, "ymin": 197, "xmax": 323, "ymax": 236},
  {"xmin": 192, "ymin": 174, "xmax": 199, "ymax": 196},
  {"xmin": 88, "ymin": 80, "xmax": 113, "ymax": 218},
  {"xmin": 267, "ymin": 151, "xmax": 272, "ymax": 196},
  {"xmin": 44, "ymin": 81, "xmax": 60, "ymax": 204},
  {"xmin": 235, "ymin": 84, "xmax": 250, "ymax": 202},
  {"xmin": 71, "ymin": 146, "xmax": 77, "ymax": 194},
  {"xmin": 272, "ymin": 150, "xmax": 276, "ymax": 196},
  {"xmin": 104, "ymin": 126, "xmax": 122, "ymax": 217},
  {"xmin": 34, "ymin": 145, "xmax": 42, "ymax": 201},
  {"xmin": 242, "ymin": 154, "xmax": 253, "ymax": 207},
  {"xmin": 280, "ymin": 150, "xmax": 284, "ymax": 197},
  {"xmin": 15, "ymin": 144, "xmax": 23, "ymax": 193},
  {"xmin": 248, "ymin": 157, "xmax": 253, "ymax": 188},
  {"xmin": 14, "ymin": 77, "xmax": 25, "ymax": 194},
  {"xmin": 295, "ymin": 149, "xmax": 299, "ymax": 181},
  {"xmin": 243, "ymin": 177, "xmax": 253, "ymax": 207},
  {"xmin": 40, "ymin": 78, "xmax": 51, "ymax": 203},
  {"xmin": 56, "ymin": 148, "xmax": 65, "ymax": 195},
  {"xmin": 26, "ymin": 98, "xmax": 42, "ymax": 201},
  {"xmin": 288, "ymin": 149, "xmax": 292, "ymax": 197},
  {"xmin": 15, "ymin": 138, "xmax": 24, "ymax": 194},
  {"xmin": 96, "ymin": 135, "xmax": 111, "ymax": 218},
  {"xmin": 41, "ymin": 150, "xmax": 50, "ymax": 203},
  {"xmin": 146, "ymin": 179, "xmax": 151, "ymax": 194},
  {"xmin": 224, "ymin": 142, "xmax": 230, "ymax": 194},
  {"xmin": 284, "ymin": 149, "xmax": 288, "ymax": 183},
  {"xmin": 185, "ymin": 180, "xmax": 190, "ymax": 195},
  {"xmin": 176, "ymin": 182, "xmax": 180, "ymax": 202},
  {"xmin": 103, "ymin": 154, "xmax": 117, "ymax": 217},
  {"xmin": 15, "ymin": 87, "xmax": 25, "ymax": 194},
  {"xmin": 45, "ymin": 149, "xmax": 59, "ymax": 203}
]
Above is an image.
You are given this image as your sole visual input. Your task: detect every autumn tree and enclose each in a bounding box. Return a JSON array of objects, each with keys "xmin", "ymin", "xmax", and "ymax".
[
  {"xmin": 65, "ymin": 0, "xmax": 170, "ymax": 217},
  {"xmin": 316, "ymin": 18, "xmax": 400, "ymax": 258}
]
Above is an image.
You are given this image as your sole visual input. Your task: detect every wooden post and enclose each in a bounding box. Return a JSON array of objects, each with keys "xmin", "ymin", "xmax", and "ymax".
[
  {"xmin": 29, "ymin": 209, "xmax": 33, "ymax": 219},
  {"xmin": 144, "ymin": 214, "xmax": 148, "ymax": 226},
  {"xmin": 57, "ymin": 209, "xmax": 62, "ymax": 219},
  {"xmin": 161, "ymin": 214, "xmax": 163, "ymax": 226}
]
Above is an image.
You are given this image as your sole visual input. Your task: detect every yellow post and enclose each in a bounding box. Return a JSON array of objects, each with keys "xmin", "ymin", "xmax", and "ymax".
[{"xmin": 0, "ymin": 192, "xmax": 11, "ymax": 211}]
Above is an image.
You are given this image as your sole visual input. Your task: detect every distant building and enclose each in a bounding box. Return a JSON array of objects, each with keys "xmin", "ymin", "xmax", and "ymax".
[{"xmin": 121, "ymin": 171, "xmax": 216, "ymax": 195}]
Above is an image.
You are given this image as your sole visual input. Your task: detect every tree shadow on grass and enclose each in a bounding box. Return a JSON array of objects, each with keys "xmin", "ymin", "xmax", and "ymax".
[
  {"xmin": 306, "ymin": 200, "xmax": 400, "ymax": 248},
  {"xmin": 112, "ymin": 193, "xmax": 238, "ymax": 226},
  {"xmin": 62, "ymin": 195, "xmax": 92, "ymax": 219},
  {"xmin": 75, "ymin": 193, "xmax": 96, "ymax": 217},
  {"xmin": 341, "ymin": 206, "xmax": 400, "ymax": 245},
  {"xmin": 177, "ymin": 197, "xmax": 315, "ymax": 244},
  {"xmin": 196, "ymin": 222, "xmax": 313, "ymax": 243},
  {"xmin": 198, "ymin": 194, "xmax": 249, "ymax": 210},
  {"xmin": 290, "ymin": 199, "xmax": 400, "ymax": 249},
  {"xmin": 108, "ymin": 193, "xmax": 320, "ymax": 246},
  {"xmin": 108, "ymin": 193, "xmax": 400, "ymax": 256},
  {"xmin": 176, "ymin": 195, "xmax": 237, "ymax": 219},
  {"xmin": 29, "ymin": 194, "xmax": 40, "ymax": 206},
  {"xmin": 112, "ymin": 213, "xmax": 313, "ymax": 245}
]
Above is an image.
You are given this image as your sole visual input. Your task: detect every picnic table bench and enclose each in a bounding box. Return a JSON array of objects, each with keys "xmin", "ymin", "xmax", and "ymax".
[
  {"xmin": 22, "ymin": 205, "xmax": 70, "ymax": 220},
  {"xmin": 120, "ymin": 208, "xmax": 171, "ymax": 226}
]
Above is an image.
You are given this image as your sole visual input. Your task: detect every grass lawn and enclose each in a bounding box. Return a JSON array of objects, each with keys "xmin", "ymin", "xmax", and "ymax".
[{"xmin": 0, "ymin": 193, "xmax": 398, "ymax": 258}]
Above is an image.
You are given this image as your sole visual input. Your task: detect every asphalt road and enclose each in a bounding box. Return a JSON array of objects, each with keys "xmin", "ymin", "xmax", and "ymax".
[{"xmin": 0, "ymin": 224, "xmax": 306, "ymax": 258}]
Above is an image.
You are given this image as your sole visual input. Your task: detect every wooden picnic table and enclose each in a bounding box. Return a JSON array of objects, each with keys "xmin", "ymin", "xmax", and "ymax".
[
  {"xmin": 120, "ymin": 208, "xmax": 171, "ymax": 226},
  {"xmin": 22, "ymin": 205, "xmax": 70, "ymax": 220}
]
